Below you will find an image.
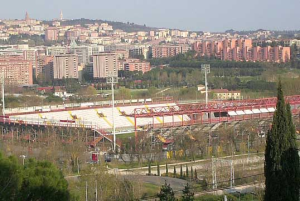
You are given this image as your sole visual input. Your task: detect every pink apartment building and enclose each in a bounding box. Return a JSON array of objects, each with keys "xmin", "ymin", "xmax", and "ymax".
[
  {"xmin": 123, "ymin": 59, "xmax": 150, "ymax": 73},
  {"xmin": 0, "ymin": 55, "xmax": 33, "ymax": 85},
  {"xmin": 151, "ymin": 45, "xmax": 183, "ymax": 58},
  {"xmin": 193, "ymin": 39, "xmax": 290, "ymax": 62},
  {"xmin": 45, "ymin": 27, "xmax": 58, "ymax": 41}
]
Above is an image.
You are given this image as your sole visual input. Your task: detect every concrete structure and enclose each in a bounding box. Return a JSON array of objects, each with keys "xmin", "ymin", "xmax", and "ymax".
[
  {"xmin": 45, "ymin": 27, "xmax": 58, "ymax": 41},
  {"xmin": 53, "ymin": 54, "xmax": 78, "ymax": 79},
  {"xmin": 92, "ymin": 52, "xmax": 117, "ymax": 78},
  {"xmin": 151, "ymin": 45, "xmax": 183, "ymax": 58},
  {"xmin": 0, "ymin": 55, "xmax": 33, "ymax": 85}
]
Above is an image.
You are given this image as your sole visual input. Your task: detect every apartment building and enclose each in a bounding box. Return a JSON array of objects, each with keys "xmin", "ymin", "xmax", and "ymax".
[
  {"xmin": 92, "ymin": 52, "xmax": 117, "ymax": 78},
  {"xmin": 53, "ymin": 54, "xmax": 78, "ymax": 79},
  {"xmin": 0, "ymin": 55, "xmax": 33, "ymax": 85},
  {"xmin": 123, "ymin": 59, "xmax": 150, "ymax": 73},
  {"xmin": 151, "ymin": 45, "xmax": 183, "ymax": 58},
  {"xmin": 45, "ymin": 27, "xmax": 58, "ymax": 41},
  {"xmin": 70, "ymin": 46, "xmax": 93, "ymax": 65},
  {"xmin": 193, "ymin": 39, "xmax": 290, "ymax": 62},
  {"xmin": 37, "ymin": 55, "xmax": 53, "ymax": 81}
]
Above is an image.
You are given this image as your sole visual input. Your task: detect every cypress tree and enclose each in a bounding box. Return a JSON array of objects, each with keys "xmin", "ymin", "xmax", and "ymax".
[
  {"xmin": 283, "ymin": 103, "xmax": 300, "ymax": 200},
  {"xmin": 148, "ymin": 163, "xmax": 151, "ymax": 175},
  {"xmin": 166, "ymin": 163, "xmax": 168, "ymax": 177},
  {"xmin": 264, "ymin": 81, "xmax": 300, "ymax": 201},
  {"xmin": 157, "ymin": 163, "xmax": 160, "ymax": 176},
  {"xmin": 186, "ymin": 164, "xmax": 189, "ymax": 178},
  {"xmin": 194, "ymin": 169, "xmax": 198, "ymax": 181},
  {"xmin": 173, "ymin": 166, "xmax": 176, "ymax": 178},
  {"xmin": 180, "ymin": 165, "xmax": 183, "ymax": 178}
]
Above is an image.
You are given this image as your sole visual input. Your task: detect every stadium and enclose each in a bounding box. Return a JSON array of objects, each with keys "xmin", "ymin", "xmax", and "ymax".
[{"xmin": 1, "ymin": 95, "xmax": 300, "ymax": 150}]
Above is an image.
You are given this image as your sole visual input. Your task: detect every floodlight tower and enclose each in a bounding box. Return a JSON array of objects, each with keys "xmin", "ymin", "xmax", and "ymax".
[
  {"xmin": 106, "ymin": 71, "xmax": 118, "ymax": 152},
  {"xmin": 201, "ymin": 64, "xmax": 210, "ymax": 106}
]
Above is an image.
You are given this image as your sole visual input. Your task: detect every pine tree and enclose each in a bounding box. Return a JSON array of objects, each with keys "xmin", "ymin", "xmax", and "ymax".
[
  {"xmin": 173, "ymin": 166, "xmax": 176, "ymax": 178},
  {"xmin": 157, "ymin": 163, "xmax": 160, "ymax": 176},
  {"xmin": 180, "ymin": 165, "xmax": 183, "ymax": 178},
  {"xmin": 166, "ymin": 163, "xmax": 168, "ymax": 177},
  {"xmin": 264, "ymin": 81, "xmax": 300, "ymax": 201},
  {"xmin": 182, "ymin": 183, "xmax": 194, "ymax": 201},
  {"xmin": 157, "ymin": 181, "xmax": 175, "ymax": 201}
]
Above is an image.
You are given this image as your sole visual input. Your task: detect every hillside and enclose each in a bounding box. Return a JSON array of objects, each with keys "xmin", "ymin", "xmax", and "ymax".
[{"xmin": 57, "ymin": 18, "xmax": 156, "ymax": 32}]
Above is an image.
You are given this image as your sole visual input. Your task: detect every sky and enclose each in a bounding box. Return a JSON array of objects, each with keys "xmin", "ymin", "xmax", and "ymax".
[{"xmin": 1, "ymin": 0, "xmax": 300, "ymax": 32}]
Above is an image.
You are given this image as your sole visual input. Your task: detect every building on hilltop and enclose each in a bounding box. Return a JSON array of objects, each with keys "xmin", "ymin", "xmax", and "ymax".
[{"xmin": 45, "ymin": 27, "xmax": 59, "ymax": 41}]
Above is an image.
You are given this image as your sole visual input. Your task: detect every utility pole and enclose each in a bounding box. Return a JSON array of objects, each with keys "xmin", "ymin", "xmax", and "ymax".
[
  {"xmin": 201, "ymin": 64, "xmax": 210, "ymax": 106},
  {"xmin": 106, "ymin": 71, "xmax": 118, "ymax": 152}
]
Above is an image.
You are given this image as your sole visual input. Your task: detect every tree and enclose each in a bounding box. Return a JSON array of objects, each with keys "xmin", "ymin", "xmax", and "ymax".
[
  {"xmin": 20, "ymin": 159, "xmax": 71, "ymax": 201},
  {"xmin": 264, "ymin": 81, "xmax": 300, "ymax": 201},
  {"xmin": 180, "ymin": 165, "xmax": 183, "ymax": 178},
  {"xmin": 166, "ymin": 163, "xmax": 169, "ymax": 176},
  {"xmin": 118, "ymin": 87, "xmax": 131, "ymax": 99},
  {"xmin": 148, "ymin": 163, "xmax": 151, "ymax": 175},
  {"xmin": 157, "ymin": 181, "xmax": 175, "ymax": 201},
  {"xmin": 190, "ymin": 167, "xmax": 193, "ymax": 181},
  {"xmin": 0, "ymin": 152, "xmax": 75, "ymax": 201},
  {"xmin": 283, "ymin": 103, "xmax": 300, "ymax": 200},
  {"xmin": 194, "ymin": 169, "xmax": 198, "ymax": 181},
  {"xmin": 182, "ymin": 183, "xmax": 194, "ymax": 201},
  {"xmin": 157, "ymin": 163, "xmax": 160, "ymax": 176},
  {"xmin": 85, "ymin": 86, "xmax": 97, "ymax": 96},
  {"xmin": 186, "ymin": 164, "xmax": 189, "ymax": 178},
  {"xmin": 0, "ymin": 153, "xmax": 23, "ymax": 201},
  {"xmin": 173, "ymin": 166, "xmax": 176, "ymax": 177}
]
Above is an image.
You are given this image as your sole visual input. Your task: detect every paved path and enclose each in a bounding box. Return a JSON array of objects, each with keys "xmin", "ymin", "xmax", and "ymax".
[{"xmin": 122, "ymin": 175, "xmax": 189, "ymax": 191}]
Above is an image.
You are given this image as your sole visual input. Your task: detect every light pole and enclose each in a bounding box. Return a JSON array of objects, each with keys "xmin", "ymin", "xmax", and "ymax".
[
  {"xmin": 106, "ymin": 71, "xmax": 118, "ymax": 152},
  {"xmin": 20, "ymin": 155, "xmax": 26, "ymax": 166},
  {"xmin": 201, "ymin": 64, "xmax": 210, "ymax": 106},
  {"xmin": 0, "ymin": 73, "xmax": 5, "ymax": 116}
]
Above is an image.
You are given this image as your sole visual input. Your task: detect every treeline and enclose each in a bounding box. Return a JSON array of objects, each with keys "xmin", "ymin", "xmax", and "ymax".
[
  {"xmin": 149, "ymin": 51, "xmax": 266, "ymax": 69},
  {"xmin": 0, "ymin": 34, "xmax": 58, "ymax": 46},
  {"xmin": 59, "ymin": 18, "xmax": 154, "ymax": 32}
]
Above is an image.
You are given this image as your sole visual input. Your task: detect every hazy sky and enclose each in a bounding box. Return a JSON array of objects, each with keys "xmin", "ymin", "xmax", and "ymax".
[{"xmin": 1, "ymin": 0, "xmax": 299, "ymax": 32}]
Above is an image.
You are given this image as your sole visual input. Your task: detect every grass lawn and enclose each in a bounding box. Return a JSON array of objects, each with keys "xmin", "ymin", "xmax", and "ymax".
[
  {"xmin": 117, "ymin": 132, "xmax": 135, "ymax": 140},
  {"xmin": 140, "ymin": 183, "xmax": 160, "ymax": 199}
]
